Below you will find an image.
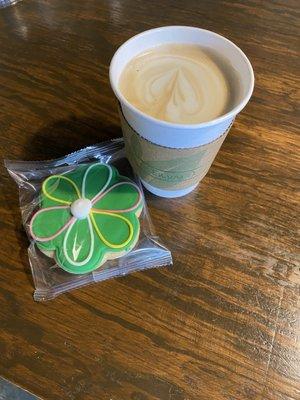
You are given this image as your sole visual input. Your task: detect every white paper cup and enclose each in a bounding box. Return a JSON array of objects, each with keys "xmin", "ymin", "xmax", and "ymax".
[{"xmin": 110, "ymin": 26, "xmax": 254, "ymax": 197}]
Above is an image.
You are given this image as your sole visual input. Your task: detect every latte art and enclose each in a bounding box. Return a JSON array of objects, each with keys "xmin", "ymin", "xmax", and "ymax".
[{"xmin": 119, "ymin": 44, "xmax": 230, "ymax": 124}]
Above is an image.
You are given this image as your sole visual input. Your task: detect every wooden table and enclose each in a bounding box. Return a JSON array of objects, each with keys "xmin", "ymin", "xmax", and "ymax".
[{"xmin": 0, "ymin": 1, "xmax": 299, "ymax": 399}]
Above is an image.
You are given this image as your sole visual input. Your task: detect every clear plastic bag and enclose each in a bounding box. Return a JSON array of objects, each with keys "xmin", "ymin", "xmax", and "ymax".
[{"xmin": 5, "ymin": 139, "xmax": 172, "ymax": 301}]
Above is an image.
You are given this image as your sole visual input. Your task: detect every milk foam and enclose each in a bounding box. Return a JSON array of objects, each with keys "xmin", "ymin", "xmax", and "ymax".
[{"xmin": 119, "ymin": 44, "xmax": 230, "ymax": 124}]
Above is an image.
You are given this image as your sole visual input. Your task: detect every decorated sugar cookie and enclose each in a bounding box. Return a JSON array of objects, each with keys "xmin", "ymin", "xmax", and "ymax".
[{"xmin": 29, "ymin": 163, "xmax": 143, "ymax": 274}]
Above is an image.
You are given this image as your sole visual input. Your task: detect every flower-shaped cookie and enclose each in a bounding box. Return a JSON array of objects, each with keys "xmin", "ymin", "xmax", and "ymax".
[{"xmin": 29, "ymin": 163, "xmax": 143, "ymax": 274}]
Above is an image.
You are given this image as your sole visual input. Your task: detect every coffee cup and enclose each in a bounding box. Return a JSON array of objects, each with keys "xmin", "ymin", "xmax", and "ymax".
[{"xmin": 110, "ymin": 26, "xmax": 254, "ymax": 198}]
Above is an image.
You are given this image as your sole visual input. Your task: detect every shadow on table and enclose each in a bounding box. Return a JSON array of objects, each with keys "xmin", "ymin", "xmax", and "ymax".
[{"xmin": 22, "ymin": 115, "xmax": 122, "ymax": 160}]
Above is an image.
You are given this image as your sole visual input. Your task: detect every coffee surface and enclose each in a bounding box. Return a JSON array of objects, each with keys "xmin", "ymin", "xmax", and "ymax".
[{"xmin": 119, "ymin": 43, "xmax": 231, "ymax": 124}]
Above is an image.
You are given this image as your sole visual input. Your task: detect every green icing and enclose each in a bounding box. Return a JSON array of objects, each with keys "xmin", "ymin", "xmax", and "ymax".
[{"xmin": 30, "ymin": 163, "xmax": 143, "ymax": 274}]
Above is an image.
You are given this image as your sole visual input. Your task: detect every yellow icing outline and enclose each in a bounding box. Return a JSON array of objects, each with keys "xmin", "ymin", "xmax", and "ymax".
[
  {"xmin": 42, "ymin": 175, "xmax": 81, "ymax": 205},
  {"xmin": 90, "ymin": 210, "xmax": 133, "ymax": 249}
]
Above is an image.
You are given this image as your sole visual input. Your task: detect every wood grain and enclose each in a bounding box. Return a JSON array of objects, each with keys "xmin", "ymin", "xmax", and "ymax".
[{"xmin": 0, "ymin": 1, "xmax": 299, "ymax": 399}]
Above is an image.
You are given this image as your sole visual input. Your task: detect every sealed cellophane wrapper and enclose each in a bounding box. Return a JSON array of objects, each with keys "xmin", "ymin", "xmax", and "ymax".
[{"xmin": 5, "ymin": 139, "xmax": 172, "ymax": 301}]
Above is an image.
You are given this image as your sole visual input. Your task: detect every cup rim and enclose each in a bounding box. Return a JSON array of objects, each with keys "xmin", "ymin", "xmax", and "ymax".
[{"xmin": 109, "ymin": 26, "xmax": 255, "ymax": 129}]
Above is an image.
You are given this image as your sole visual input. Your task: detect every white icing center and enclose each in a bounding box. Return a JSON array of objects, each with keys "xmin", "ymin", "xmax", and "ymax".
[{"xmin": 70, "ymin": 198, "xmax": 92, "ymax": 220}]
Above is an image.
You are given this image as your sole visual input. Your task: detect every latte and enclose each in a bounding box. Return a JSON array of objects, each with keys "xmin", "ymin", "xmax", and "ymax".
[{"xmin": 119, "ymin": 43, "xmax": 231, "ymax": 124}]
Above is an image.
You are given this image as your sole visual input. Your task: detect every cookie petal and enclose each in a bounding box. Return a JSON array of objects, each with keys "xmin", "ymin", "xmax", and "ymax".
[
  {"xmin": 90, "ymin": 211, "xmax": 137, "ymax": 249},
  {"xmin": 81, "ymin": 163, "xmax": 113, "ymax": 200},
  {"xmin": 60, "ymin": 216, "xmax": 95, "ymax": 268},
  {"xmin": 92, "ymin": 182, "xmax": 142, "ymax": 213},
  {"xmin": 30, "ymin": 206, "xmax": 73, "ymax": 242},
  {"xmin": 42, "ymin": 175, "xmax": 81, "ymax": 205}
]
